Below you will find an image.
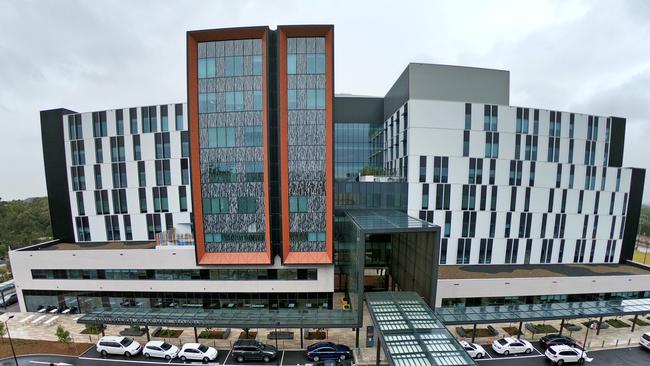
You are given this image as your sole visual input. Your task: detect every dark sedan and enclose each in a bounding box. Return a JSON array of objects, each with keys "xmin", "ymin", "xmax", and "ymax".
[
  {"xmin": 539, "ymin": 334, "xmax": 583, "ymax": 350},
  {"xmin": 306, "ymin": 342, "xmax": 352, "ymax": 362}
]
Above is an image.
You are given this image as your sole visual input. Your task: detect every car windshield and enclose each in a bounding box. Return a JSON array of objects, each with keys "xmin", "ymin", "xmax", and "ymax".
[
  {"xmin": 120, "ymin": 338, "xmax": 133, "ymax": 347},
  {"xmin": 161, "ymin": 343, "xmax": 172, "ymax": 351},
  {"xmin": 198, "ymin": 344, "xmax": 209, "ymax": 353},
  {"xmin": 548, "ymin": 348, "xmax": 557, "ymax": 355},
  {"xmin": 497, "ymin": 339, "xmax": 508, "ymax": 345}
]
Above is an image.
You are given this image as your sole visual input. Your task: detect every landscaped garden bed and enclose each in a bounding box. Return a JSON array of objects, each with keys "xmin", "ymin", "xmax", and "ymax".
[
  {"xmin": 630, "ymin": 317, "xmax": 650, "ymax": 326},
  {"xmin": 525, "ymin": 323, "xmax": 558, "ymax": 334},
  {"xmin": 605, "ymin": 319, "xmax": 630, "ymax": 328},
  {"xmin": 153, "ymin": 328, "xmax": 184, "ymax": 338},
  {"xmin": 0, "ymin": 339, "xmax": 93, "ymax": 358},
  {"xmin": 581, "ymin": 321, "xmax": 609, "ymax": 330},
  {"xmin": 502, "ymin": 326, "xmax": 523, "ymax": 336},
  {"xmin": 80, "ymin": 324, "xmax": 105, "ymax": 335},
  {"xmin": 562, "ymin": 323, "xmax": 582, "ymax": 332},
  {"xmin": 239, "ymin": 331, "xmax": 257, "ymax": 339},
  {"xmin": 199, "ymin": 328, "xmax": 231, "ymax": 339}
]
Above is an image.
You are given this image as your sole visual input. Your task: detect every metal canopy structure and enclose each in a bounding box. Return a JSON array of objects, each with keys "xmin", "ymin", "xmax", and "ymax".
[
  {"xmin": 345, "ymin": 210, "xmax": 438, "ymax": 233},
  {"xmin": 437, "ymin": 297, "xmax": 650, "ymax": 325},
  {"xmin": 366, "ymin": 292, "xmax": 476, "ymax": 366},
  {"xmin": 78, "ymin": 307, "xmax": 356, "ymax": 328}
]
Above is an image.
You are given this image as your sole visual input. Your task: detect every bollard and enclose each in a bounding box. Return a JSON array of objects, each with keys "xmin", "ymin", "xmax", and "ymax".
[
  {"xmin": 615, "ymin": 339, "xmax": 619, "ymax": 347},
  {"xmin": 601, "ymin": 340, "xmax": 605, "ymax": 348},
  {"xmin": 628, "ymin": 337, "xmax": 632, "ymax": 345}
]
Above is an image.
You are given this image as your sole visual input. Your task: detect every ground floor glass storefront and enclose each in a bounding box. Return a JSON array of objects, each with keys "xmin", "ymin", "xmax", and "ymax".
[
  {"xmin": 22, "ymin": 290, "xmax": 333, "ymax": 313},
  {"xmin": 442, "ymin": 290, "xmax": 650, "ymax": 308}
]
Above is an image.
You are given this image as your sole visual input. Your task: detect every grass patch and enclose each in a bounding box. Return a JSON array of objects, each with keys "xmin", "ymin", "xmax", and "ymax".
[
  {"xmin": 80, "ymin": 324, "xmax": 105, "ymax": 335},
  {"xmin": 606, "ymin": 319, "xmax": 631, "ymax": 328},
  {"xmin": 199, "ymin": 330, "xmax": 227, "ymax": 339},
  {"xmin": 153, "ymin": 328, "xmax": 184, "ymax": 337},
  {"xmin": 629, "ymin": 317, "xmax": 650, "ymax": 326},
  {"xmin": 464, "ymin": 328, "xmax": 493, "ymax": 338},
  {"xmin": 528, "ymin": 324, "xmax": 558, "ymax": 334},
  {"xmin": 502, "ymin": 326, "xmax": 522, "ymax": 336},
  {"xmin": 562, "ymin": 323, "xmax": 583, "ymax": 332}
]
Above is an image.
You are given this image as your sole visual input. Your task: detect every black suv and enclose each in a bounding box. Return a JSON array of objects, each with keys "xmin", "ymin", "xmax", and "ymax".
[
  {"xmin": 539, "ymin": 334, "xmax": 583, "ymax": 350},
  {"xmin": 231, "ymin": 340, "xmax": 278, "ymax": 362}
]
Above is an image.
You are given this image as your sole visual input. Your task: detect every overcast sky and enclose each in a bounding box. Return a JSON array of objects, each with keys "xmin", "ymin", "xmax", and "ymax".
[{"xmin": 1, "ymin": 0, "xmax": 649, "ymax": 203}]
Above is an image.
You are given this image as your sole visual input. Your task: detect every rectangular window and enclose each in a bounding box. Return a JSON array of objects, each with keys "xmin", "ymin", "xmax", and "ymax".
[
  {"xmin": 419, "ymin": 156, "xmax": 426, "ymax": 182},
  {"xmin": 181, "ymin": 159, "xmax": 189, "ymax": 185},
  {"xmin": 138, "ymin": 161, "xmax": 146, "ymax": 187},
  {"xmin": 179, "ymin": 186, "xmax": 188, "ymax": 212},
  {"xmin": 152, "ymin": 187, "xmax": 169, "ymax": 213},
  {"xmin": 207, "ymin": 127, "xmax": 237, "ymax": 148},
  {"xmin": 92, "ymin": 111, "xmax": 108, "ymax": 137},
  {"xmin": 440, "ymin": 239, "xmax": 448, "ymax": 264},
  {"xmin": 155, "ymin": 132, "xmax": 171, "ymax": 159},
  {"xmin": 505, "ymin": 239, "xmax": 519, "ymax": 264},
  {"xmin": 139, "ymin": 188, "xmax": 147, "ymax": 213},
  {"xmin": 478, "ymin": 239, "xmax": 493, "ymax": 264},
  {"xmin": 289, "ymin": 196, "xmax": 308, "ymax": 213},
  {"xmin": 422, "ymin": 184, "xmax": 429, "ymax": 209},
  {"xmin": 244, "ymin": 161, "xmax": 263, "ymax": 182},
  {"xmin": 207, "ymin": 162, "xmax": 237, "ymax": 183},
  {"xmin": 180, "ymin": 131, "xmax": 189, "ymax": 157},
  {"xmin": 111, "ymin": 189, "xmax": 128, "ymax": 214},
  {"xmin": 71, "ymin": 166, "xmax": 86, "ymax": 191},
  {"xmin": 288, "ymin": 89, "xmax": 297, "ymax": 109},
  {"xmin": 237, "ymin": 197, "xmax": 257, "ymax": 214},
  {"xmin": 68, "ymin": 114, "xmax": 83, "ymax": 140},
  {"xmin": 93, "ymin": 165, "xmax": 102, "ymax": 190},
  {"xmin": 203, "ymin": 197, "xmax": 229, "ymax": 214},
  {"xmin": 111, "ymin": 162, "xmax": 127, "ymax": 188},
  {"xmin": 456, "ymin": 239, "xmax": 471, "ymax": 265},
  {"xmin": 70, "ymin": 140, "xmax": 85, "ymax": 166},
  {"xmin": 175, "ymin": 103, "xmax": 183, "ymax": 130},
  {"xmin": 464, "ymin": 103, "xmax": 471, "ymax": 130},
  {"xmin": 94, "ymin": 190, "xmax": 110, "ymax": 214},
  {"xmin": 155, "ymin": 160, "xmax": 171, "ymax": 186},
  {"xmin": 556, "ymin": 165, "xmax": 562, "ymax": 188},
  {"xmin": 540, "ymin": 239, "xmax": 553, "ymax": 263},
  {"xmin": 76, "ymin": 191, "xmax": 85, "ymax": 216},
  {"xmin": 463, "ymin": 130, "xmax": 470, "ymax": 157},
  {"xmin": 115, "ymin": 109, "xmax": 124, "ymax": 136},
  {"xmin": 243, "ymin": 126, "xmax": 263, "ymax": 147},
  {"xmin": 444, "ymin": 211, "xmax": 451, "ymax": 237},
  {"xmin": 123, "ymin": 215, "xmax": 132, "ymax": 241},
  {"xmin": 94, "ymin": 138, "xmax": 103, "ymax": 164},
  {"xmin": 110, "ymin": 136, "xmax": 125, "ymax": 162},
  {"xmin": 129, "ymin": 108, "xmax": 138, "ymax": 134},
  {"xmin": 160, "ymin": 105, "xmax": 168, "ymax": 132},
  {"xmin": 104, "ymin": 215, "xmax": 120, "ymax": 241}
]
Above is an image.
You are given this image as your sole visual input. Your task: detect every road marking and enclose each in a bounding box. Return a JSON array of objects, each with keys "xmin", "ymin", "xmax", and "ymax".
[
  {"xmin": 79, "ymin": 356, "xmax": 175, "ymax": 365},
  {"xmin": 476, "ymin": 353, "xmax": 544, "ymax": 362},
  {"xmin": 223, "ymin": 349, "xmax": 232, "ymax": 364},
  {"xmin": 280, "ymin": 351, "xmax": 285, "ymax": 366}
]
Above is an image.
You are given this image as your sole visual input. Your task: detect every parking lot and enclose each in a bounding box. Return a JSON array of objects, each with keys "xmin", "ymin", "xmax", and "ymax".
[
  {"xmin": 79, "ymin": 348, "xmax": 316, "ymax": 366},
  {"xmin": 476, "ymin": 341, "xmax": 545, "ymax": 361}
]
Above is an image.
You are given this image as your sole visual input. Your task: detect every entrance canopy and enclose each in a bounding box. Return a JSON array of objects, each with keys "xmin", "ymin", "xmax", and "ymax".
[
  {"xmin": 78, "ymin": 307, "xmax": 356, "ymax": 328},
  {"xmin": 437, "ymin": 297, "xmax": 650, "ymax": 325},
  {"xmin": 366, "ymin": 292, "xmax": 476, "ymax": 366}
]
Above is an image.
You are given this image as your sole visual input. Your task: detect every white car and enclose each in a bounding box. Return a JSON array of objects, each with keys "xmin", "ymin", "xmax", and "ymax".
[
  {"xmin": 459, "ymin": 340, "xmax": 487, "ymax": 359},
  {"xmin": 491, "ymin": 337, "xmax": 534, "ymax": 355},
  {"xmin": 143, "ymin": 341, "xmax": 179, "ymax": 360},
  {"xmin": 178, "ymin": 343, "xmax": 218, "ymax": 362},
  {"xmin": 640, "ymin": 332, "xmax": 650, "ymax": 350},
  {"xmin": 545, "ymin": 345, "xmax": 593, "ymax": 365},
  {"xmin": 97, "ymin": 336, "xmax": 142, "ymax": 357}
]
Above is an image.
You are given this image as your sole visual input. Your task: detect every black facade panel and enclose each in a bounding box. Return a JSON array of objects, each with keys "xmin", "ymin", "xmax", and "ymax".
[
  {"xmin": 268, "ymin": 30, "xmax": 282, "ymax": 258},
  {"xmin": 40, "ymin": 108, "xmax": 76, "ymax": 243},
  {"xmin": 334, "ymin": 96, "xmax": 383, "ymax": 123},
  {"xmin": 383, "ymin": 67, "xmax": 410, "ymax": 120},
  {"xmin": 620, "ymin": 168, "xmax": 645, "ymax": 262},
  {"xmin": 609, "ymin": 117, "xmax": 626, "ymax": 167}
]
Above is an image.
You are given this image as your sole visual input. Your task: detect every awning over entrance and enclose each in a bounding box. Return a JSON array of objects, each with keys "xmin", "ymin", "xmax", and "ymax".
[
  {"xmin": 345, "ymin": 210, "xmax": 437, "ymax": 232},
  {"xmin": 366, "ymin": 292, "xmax": 476, "ymax": 366},
  {"xmin": 78, "ymin": 307, "xmax": 356, "ymax": 328},
  {"xmin": 436, "ymin": 297, "xmax": 650, "ymax": 325}
]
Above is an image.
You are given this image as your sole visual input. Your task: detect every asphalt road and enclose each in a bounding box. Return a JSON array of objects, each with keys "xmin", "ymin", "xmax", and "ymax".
[{"xmin": 476, "ymin": 346, "xmax": 650, "ymax": 365}]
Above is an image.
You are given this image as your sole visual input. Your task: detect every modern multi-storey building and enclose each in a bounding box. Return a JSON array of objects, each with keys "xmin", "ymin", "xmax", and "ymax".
[{"xmin": 10, "ymin": 25, "xmax": 648, "ymax": 328}]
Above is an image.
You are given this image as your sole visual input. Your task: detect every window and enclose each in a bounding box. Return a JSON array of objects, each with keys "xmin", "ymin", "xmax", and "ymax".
[
  {"xmin": 160, "ymin": 105, "xmax": 168, "ymax": 132},
  {"xmin": 68, "ymin": 114, "xmax": 83, "ymax": 140},
  {"xmin": 444, "ymin": 211, "xmax": 452, "ymax": 237},
  {"xmin": 207, "ymin": 162, "xmax": 237, "ymax": 183},
  {"xmin": 71, "ymin": 166, "xmax": 86, "ymax": 191},
  {"xmin": 129, "ymin": 108, "xmax": 138, "ymax": 134},
  {"xmin": 139, "ymin": 188, "xmax": 147, "ymax": 213},
  {"xmin": 574, "ymin": 239, "xmax": 586, "ymax": 263},
  {"xmin": 175, "ymin": 104, "xmax": 183, "ymax": 130},
  {"xmin": 540, "ymin": 240, "xmax": 553, "ymax": 263},
  {"xmin": 461, "ymin": 185, "xmax": 476, "ymax": 210},
  {"xmin": 508, "ymin": 160, "xmax": 522, "ymax": 186},
  {"xmin": 94, "ymin": 190, "xmax": 110, "ymax": 214},
  {"xmin": 529, "ymin": 162, "xmax": 536, "ymax": 186},
  {"xmin": 463, "ymin": 131, "xmax": 470, "ymax": 157},
  {"xmin": 132, "ymin": 135, "xmax": 141, "ymax": 160},
  {"xmin": 422, "ymin": 184, "xmax": 429, "ymax": 209},
  {"xmin": 533, "ymin": 109, "xmax": 539, "ymax": 135},
  {"xmin": 290, "ymin": 196, "xmax": 308, "ymax": 212},
  {"xmin": 76, "ymin": 191, "xmax": 85, "ymax": 216},
  {"xmin": 485, "ymin": 132, "xmax": 499, "ymax": 158},
  {"xmin": 181, "ymin": 131, "xmax": 189, "ymax": 157},
  {"xmin": 305, "ymin": 89, "xmax": 326, "ymax": 109},
  {"xmin": 199, "ymin": 93, "xmax": 217, "ymax": 113},
  {"xmin": 146, "ymin": 214, "xmax": 162, "ymax": 240},
  {"xmin": 433, "ymin": 157, "xmax": 448, "ymax": 183},
  {"xmin": 524, "ymin": 239, "xmax": 532, "ymax": 264},
  {"xmin": 179, "ymin": 186, "xmax": 188, "ymax": 212},
  {"xmin": 94, "ymin": 138, "xmax": 103, "ymax": 163},
  {"xmin": 70, "ymin": 140, "xmax": 85, "ymax": 166},
  {"xmin": 464, "ymin": 103, "xmax": 471, "ymax": 130},
  {"xmin": 456, "ymin": 239, "xmax": 471, "ymax": 264},
  {"xmin": 137, "ymin": 161, "xmax": 146, "ymax": 187},
  {"xmin": 461, "ymin": 211, "xmax": 477, "ymax": 237},
  {"xmin": 515, "ymin": 134, "xmax": 521, "ymax": 160},
  {"xmin": 105, "ymin": 215, "xmax": 120, "ymax": 241},
  {"xmin": 244, "ymin": 161, "xmax": 263, "ymax": 182},
  {"xmin": 155, "ymin": 160, "xmax": 171, "ymax": 186},
  {"xmin": 440, "ymin": 239, "xmax": 448, "ymax": 264},
  {"xmin": 505, "ymin": 212, "xmax": 512, "ymax": 237},
  {"xmin": 489, "ymin": 212, "xmax": 496, "ymax": 237},
  {"xmin": 287, "ymin": 54, "xmax": 297, "ymax": 74},
  {"xmin": 92, "ymin": 111, "xmax": 107, "ymax": 137},
  {"xmin": 505, "ymin": 239, "xmax": 519, "ymax": 264},
  {"xmin": 243, "ymin": 126, "xmax": 263, "ymax": 147},
  {"xmin": 181, "ymin": 159, "xmax": 189, "ymax": 185},
  {"xmin": 141, "ymin": 106, "xmax": 157, "ymax": 133},
  {"xmin": 93, "ymin": 165, "xmax": 102, "ymax": 190},
  {"xmin": 478, "ymin": 239, "xmax": 493, "ymax": 264},
  {"xmin": 111, "ymin": 189, "xmax": 128, "ymax": 214},
  {"xmin": 490, "ymin": 187, "xmax": 497, "ymax": 211},
  {"xmin": 207, "ymin": 127, "xmax": 236, "ymax": 148},
  {"xmin": 605, "ymin": 240, "xmax": 617, "ymax": 263},
  {"xmin": 483, "ymin": 105, "xmax": 498, "ymax": 131},
  {"xmin": 435, "ymin": 184, "xmax": 451, "ymax": 210},
  {"xmin": 237, "ymin": 197, "xmax": 257, "ymax": 214},
  {"xmin": 75, "ymin": 217, "xmax": 91, "ymax": 241},
  {"xmin": 110, "ymin": 136, "xmax": 125, "ymax": 162},
  {"xmin": 225, "ymin": 91, "xmax": 245, "ymax": 111},
  {"xmin": 468, "ymin": 158, "xmax": 483, "ymax": 184},
  {"xmin": 124, "ymin": 215, "xmax": 132, "ymax": 241},
  {"xmin": 253, "ymin": 90, "xmax": 263, "ymax": 110},
  {"xmin": 152, "ymin": 187, "xmax": 168, "ymax": 213},
  {"xmin": 203, "ymin": 197, "xmax": 229, "ymax": 214},
  {"xmin": 111, "ymin": 162, "xmax": 127, "ymax": 188},
  {"xmin": 288, "ymin": 89, "xmax": 297, "ymax": 109},
  {"xmin": 155, "ymin": 132, "xmax": 171, "ymax": 159},
  {"xmin": 115, "ymin": 109, "xmax": 124, "ymax": 135}
]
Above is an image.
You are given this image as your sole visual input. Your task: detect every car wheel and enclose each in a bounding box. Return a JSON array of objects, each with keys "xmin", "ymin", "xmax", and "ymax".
[
  {"xmin": 203, "ymin": 357, "xmax": 210, "ymax": 363},
  {"xmin": 165, "ymin": 355, "xmax": 172, "ymax": 360},
  {"xmin": 475, "ymin": 353, "xmax": 483, "ymax": 359},
  {"xmin": 180, "ymin": 356, "xmax": 187, "ymax": 362},
  {"xmin": 577, "ymin": 358, "xmax": 584, "ymax": 365},
  {"xmin": 313, "ymin": 356, "xmax": 320, "ymax": 362},
  {"xmin": 264, "ymin": 356, "xmax": 271, "ymax": 362},
  {"xmin": 525, "ymin": 348, "xmax": 532, "ymax": 354},
  {"xmin": 237, "ymin": 356, "xmax": 244, "ymax": 362},
  {"xmin": 503, "ymin": 350, "xmax": 510, "ymax": 356},
  {"xmin": 124, "ymin": 352, "xmax": 132, "ymax": 358},
  {"xmin": 339, "ymin": 355, "xmax": 347, "ymax": 361},
  {"xmin": 144, "ymin": 353, "xmax": 150, "ymax": 358},
  {"xmin": 557, "ymin": 360, "xmax": 564, "ymax": 366},
  {"xmin": 100, "ymin": 350, "xmax": 108, "ymax": 357}
]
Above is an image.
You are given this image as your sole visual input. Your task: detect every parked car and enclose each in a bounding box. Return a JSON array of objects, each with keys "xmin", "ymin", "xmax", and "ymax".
[
  {"xmin": 310, "ymin": 360, "xmax": 352, "ymax": 366},
  {"xmin": 459, "ymin": 340, "xmax": 486, "ymax": 359},
  {"xmin": 96, "ymin": 336, "xmax": 142, "ymax": 357},
  {"xmin": 178, "ymin": 343, "xmax": 217, "ymax": 362},
  {"xmin": 0, "ymin": 294, "xmax": 17, "ymax": 307},
  {"xmin": 232, "ymin": 340, "xmax": 278, "ymax": 362},
  {"xmin": 143, "ymin": 341, "xmax": 179, "ymax": 360},
  {"xmin": 306, "ymin": 342, "xmax": 352, "ymax": 361},
  {"xmin": 544, "ymin": 344, "xmax": 592, "ymax": 365},
  {"xmin": 491, "ymin": 337, "xmax": 534, "ymax": 355},
  {"xmin": 640, "ymin": 332, "xmax": 650, "ymax": 350},
  {"xmin": 539, "ymin": 334, "xmax": 583, "ymax": 350}
]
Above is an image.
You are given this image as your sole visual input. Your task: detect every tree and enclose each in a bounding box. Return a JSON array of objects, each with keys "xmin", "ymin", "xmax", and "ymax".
[{"xmin": 56, "ymin": 325, "xmax": 71, "ymax": 343}]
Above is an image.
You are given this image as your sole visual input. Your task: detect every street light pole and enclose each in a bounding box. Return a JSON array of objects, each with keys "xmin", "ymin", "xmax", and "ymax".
[
  {"xmin": 580, "ymin": 315, "xmax": 590, "ymax": 362},
  {"xmin": 5, "ymin": 315, "xmax": 18, "ymax": 366}
]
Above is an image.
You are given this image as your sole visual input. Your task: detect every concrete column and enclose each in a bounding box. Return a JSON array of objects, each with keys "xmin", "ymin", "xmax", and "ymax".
[
  {"xmin": 517, "ymin": 322, "xmax": 523, "ymax": 340},
  {"xmin": 145, "ymin": 325, "xmax": 150, "ymax": 341},
  {"xmin": 632, "ymin": 315, "xmax": 638, "ymax": 332},
  {"xmin": 355, "ymin": 328, "xmax": 359, "ymax": 348},
  {"xmin": 559, "ymin": 319, "xmax": 564, "ymax": 335},
  {"xmin": 596, "ymin": 316, "xmax": 603, "ymax": 335},
  {"xmin": 376, "ymin": 337, "xmax": 381, "ymax": 366},
  {"xmin": 194, "ymin": 327, "xmax": 198, "ymax": 342},
  {"xmin": 471, "ymin": 324, "xmax": 477, "ymax": 343}
]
